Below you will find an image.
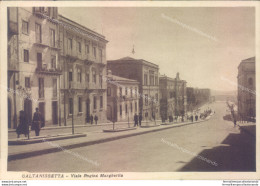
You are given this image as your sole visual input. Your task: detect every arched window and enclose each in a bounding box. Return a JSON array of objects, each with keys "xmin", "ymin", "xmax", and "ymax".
[{"xmin": 248, "ymin": 78, "xmax": 253, "ymax": 86}]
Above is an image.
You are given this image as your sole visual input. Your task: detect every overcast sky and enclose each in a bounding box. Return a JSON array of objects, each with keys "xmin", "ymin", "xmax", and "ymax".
[{"xmin": 59, "ymin": 7, "xmax": 255, "ymax": 91}]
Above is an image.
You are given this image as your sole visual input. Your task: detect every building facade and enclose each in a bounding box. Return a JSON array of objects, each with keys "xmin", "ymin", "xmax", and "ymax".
[
  {"xmin": 237, "ymin": 57, "xmax": 256, "ymax": 121},
  {"xmin": 106, "ymin": 70, "xmax": 139, "ymax": 122},
  {"xmin": 159, "ymin": 73, "xmax": 187, "ymax": 120},
  {"xmin": 8, "ymin": 7, "xmax": 61, "ymax": 129},
  {"xmin": 58, "ymin": 15, "xmax": 108, "ymax": 126},
  {"xmin": 107, "ymin": 57, "xmax": 160, "ymax": 121}
]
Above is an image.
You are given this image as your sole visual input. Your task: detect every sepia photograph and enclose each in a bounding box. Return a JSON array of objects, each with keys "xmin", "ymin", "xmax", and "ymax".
[{"xmin": 0, "ymin": 1, "xmax": 259, "ymax": 181}]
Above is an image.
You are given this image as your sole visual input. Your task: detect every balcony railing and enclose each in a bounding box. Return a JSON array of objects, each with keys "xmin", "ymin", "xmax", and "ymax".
[{"xmin": 36, "ymin": 67, "xmax": 62, "ymax": 75}]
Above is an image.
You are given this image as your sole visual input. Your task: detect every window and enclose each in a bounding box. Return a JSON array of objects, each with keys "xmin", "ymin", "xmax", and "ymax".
[
  {"xmin": 93, "ymin": 47, "xmax": 96, "ymax": 58},
  {"xmin": 53, "ymin": 79, "xmax": 57, "ymax": 98},
  {"xmin": 85, "ymin": 44, "xmax": 89, "ymax": 54},
  {"xmin": 130, "ymin": 102, "xmax": 133, "ymax": 113},
  {"xmin": 107, "ymin": 87, "xmax": 111, "ymax": 96},
  {"xmin": 135, "ymin": 102, "xmax": 137, "ymax": 111},
  {"xmin": 78, "ymin": 41, "xmax": 81, "ymax": 53},
  {"xmin": 78, "ymin": 97, "xmax": 82, "ymax": 113},
  {"xmin": 155, "ymin": 93, "xmax": 158, "ymax": 102},
  {"xmin": 99, "ymin": 49, "xmax": 102, "ymax": 62},
  {"xmin": 35, "ymin": 23, "xmax": 42, "ymax": 43},
  {"xmin": 25, "ymin": 77, "xmax": 30, "ymax": 88},
  {"xmin": 145, "ymin": 94, "xmax": 148, "ymax": 106},
  {"xmin": 85, "ymin": 72, "xmax": 89, "ymax": 83},
  {"xmin": 144, "ymin": 74, "xmax": 148, "ymax": 85},
  {"xmin": 22, "ymin": 20, "xmax": 28, "ymax": 35},
  {"xmin": 77, "ymin": 68, "xmax": 82, "ymax": 82},
  {"xmin": 100, "ymin": 96, "xmax": 103, "ymax": 108},
  {"xmin": 120, "ymin": 105, "xmax": 122, "ymax": 116},
  {"xmin": 93, "ymin": 96, "xmax": 97, "ymax": 110},
  {"xmin": 68, "ymin": 38, "xmax": 72, "ymax": 51},
  {"xmin": 99, "ymin": 74, "xmax": 103, "ymax": 88},
  {"xmin": 135, "ymin": 87, "xmax": 138, "ymax": 98},
  {"xmin": 119, "ymin": 87, "xmax": 122, "ymax": 97},
  {"xmin": 51, "ymin": 55, "xmax": 56, "ymax": 69},
  {"xmin": 248, "ymin": 78, "xmax": 253, "ymax": 86},
  {"xmin": 37, "ymin": 53, "xmax": 42, "ymax": 68},
  {"xmin": 24, "ymin": 49, "xmax": 29, "ymax": 62},
  {"xmin": 125, "ymin": 104, "xmax": 128, "ymax": 114},
  {"xmin": 155, "ymin": 76, "xmax": 158, "ymax": 86},
  {"xmin": 130, "ymin": 88, "xmax": 133, "ymax": 97},
  {"xmin": 125, "ymin": 87, "xmax": 128, "ymax": 96},
  {"xmin": 69, "ymin": 98, "xmax": 73, "ymax": 115},
  {"xmin": 149, "ymin": 71, "xmax": 154, "ymax": 86},
  {"xmin": 69, "ymin": 69, "xmax": 73, "ymax": 82},
  {"xmin": 92, "ymin": 69, "xmax": 96, "ymax": 83},
  {"xmin": 38, "ymin": 78, "xmax": 44, "ymax": 98},
  {"xmin": 50, "ymin": 29, "xmax": 55, "ymax": 47}
]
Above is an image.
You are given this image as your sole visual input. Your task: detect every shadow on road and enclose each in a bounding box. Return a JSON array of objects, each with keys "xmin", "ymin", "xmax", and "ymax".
[{"xmin": 178, "ymin": 129, "xmax": 256, "ymax": 172}]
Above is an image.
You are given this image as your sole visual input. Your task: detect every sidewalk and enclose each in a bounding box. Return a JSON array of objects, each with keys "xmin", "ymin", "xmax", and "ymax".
[{"xmin": 8, "ymin": 116, "xmax": 213, "ymax": 161}]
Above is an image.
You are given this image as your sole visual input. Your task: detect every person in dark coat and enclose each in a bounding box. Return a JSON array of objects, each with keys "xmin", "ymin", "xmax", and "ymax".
[
  {"xmin": 32, "ymin": 108, "xmax": 43, "ymax": 136},
  {"xmin": 134, "ymin": 113, "xmax": 138, "ymax": 127},
  {"xmin": 90, "ymin": 114, "xmax": 93, "ymax": 124},
  {"xmin": 191, "ymin": 115, "xmax": 194, "ymax": 122},
  {"xmin": 138, "ymin": 113, "xmax": 142, "ymax": 126},
  {"xmin": 94, "ymin": 115, "xmax": 98, "ymax": 125},
  {"xmin": 195, "ymin": 115, "xmax": 198, "ymax": 121},
  {"xmin": 16, "ymin": 110, "xmax": 28, "ymax": 138}
]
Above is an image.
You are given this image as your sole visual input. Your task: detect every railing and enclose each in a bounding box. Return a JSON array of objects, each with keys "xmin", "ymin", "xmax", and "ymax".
[{"xmin": 36, "ymin": 67, "xmax": 62, "ymax": 75}]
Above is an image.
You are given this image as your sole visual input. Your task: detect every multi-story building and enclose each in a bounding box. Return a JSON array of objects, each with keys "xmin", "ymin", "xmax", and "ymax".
[
  {"xmin": 58, "ymin": 15, "xmax": 108, "ymax": 126},
  {"xmin": 159, "ymin": 73, "xmax": 187, "ymax": 120},
  {"xmin": 106, "ymin": 70, "xmax": 139, "ymax": 122},
  {"xmin": 8, "ymin": 7, "xmax": 61, "ymax": 129},
  {"xmin": 237, "ymin": 57, "xmax": 256, "ymax": 121},
  {"xmin": 107, "ymin": 57, "xmax": 160, "ymax": 121}
]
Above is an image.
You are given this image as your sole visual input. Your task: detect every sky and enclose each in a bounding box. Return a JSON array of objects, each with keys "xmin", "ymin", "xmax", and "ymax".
[{"xmin": 59, "ymin": 7, "xmax": 255, "ymax": 91}]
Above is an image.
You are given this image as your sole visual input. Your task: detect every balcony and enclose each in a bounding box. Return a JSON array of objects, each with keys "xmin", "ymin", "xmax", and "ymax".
[{"xmin": 36, "ymin": 66, "xmax": 62, "ymax": 76}]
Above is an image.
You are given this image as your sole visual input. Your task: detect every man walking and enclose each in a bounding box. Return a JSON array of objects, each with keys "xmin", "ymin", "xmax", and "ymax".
[
  {"xmin": 90, "ymin": 114, "xmax": 93, "ymax": 124},
  {"xmin": 134, "ymin": 113, "xmax": 138, "ymax": 127},
  {"xmin": 94, "ymin": 115, "xmax": 98, "ymax": 125},
  {"xmin": 32, "ymin": 108, "xmax": 43, "ymax": 136},
  {"xmin": 138, "ymin": 113, "xmax": 142, "ymax": 126}
]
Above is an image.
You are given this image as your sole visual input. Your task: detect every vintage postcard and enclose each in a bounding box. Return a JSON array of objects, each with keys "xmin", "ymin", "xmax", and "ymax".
[{"xmin": 0, "ymin": 1, "xmax": 259, "ymax": 181}]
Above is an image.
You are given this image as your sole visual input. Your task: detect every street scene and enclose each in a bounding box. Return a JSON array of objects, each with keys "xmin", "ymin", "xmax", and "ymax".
[{"xmin": 6, "ymin": 7, "xmax": 255, "ymax": 173}]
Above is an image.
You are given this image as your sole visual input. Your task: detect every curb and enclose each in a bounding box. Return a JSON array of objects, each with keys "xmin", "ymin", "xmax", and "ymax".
[
  {"xmin": 103, "ymin": 127, "xmax": 137, "ymax": 132},
  {"xmin": 8, "ymin": 133, "xmax": 87, "ymax": 145},
  {"xmin": 8, "ymin": 117, "xmax": 211, "ymax": 161}
]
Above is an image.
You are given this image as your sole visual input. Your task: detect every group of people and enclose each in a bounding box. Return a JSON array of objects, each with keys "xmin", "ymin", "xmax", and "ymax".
[
  {"xmin": 16, "ymin": 108, "xmax": 44, "ymax": 138},
  {"xmin": 134, "ymin": 113, "xmax": 143, "ymax": 127},
  {"xmin": 88, "ymin": 114, "xmax": 99, "ymax": 125}
]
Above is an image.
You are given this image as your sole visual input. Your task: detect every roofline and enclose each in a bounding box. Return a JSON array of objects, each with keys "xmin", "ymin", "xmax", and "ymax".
[
  {"xmin": 58, "ymin": 14, "xmax": 108, "ymax": 43},
  {"xmin": 108, "ymin": 58, "xmax": 159, "ymax": 69}
]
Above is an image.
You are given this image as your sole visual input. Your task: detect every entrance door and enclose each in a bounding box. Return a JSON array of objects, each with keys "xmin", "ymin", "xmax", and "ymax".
[
  {"xmin": 39, "ymin": 102, "xmax": 45, "ymax": 123},
  {"xmin": 52, "ymin": 101, "xmax": 58, "ymax": 124},
  {"xmin": 24, "ymin": 99, "xmax": 32, "ymax": 125}
]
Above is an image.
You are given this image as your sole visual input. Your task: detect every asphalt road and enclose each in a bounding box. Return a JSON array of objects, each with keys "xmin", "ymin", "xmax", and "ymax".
[{"xmin": 8, "ymin": 101, "xmax": 255, "ymax": 172}]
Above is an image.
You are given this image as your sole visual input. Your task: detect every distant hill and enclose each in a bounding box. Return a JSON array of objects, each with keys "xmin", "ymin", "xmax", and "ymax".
[{"xmin": 211, "ymin": 90, "xmax": 237, "ymax": 102}]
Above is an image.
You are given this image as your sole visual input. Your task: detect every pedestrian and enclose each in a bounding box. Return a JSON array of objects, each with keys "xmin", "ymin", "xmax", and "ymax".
[
  {"xmin": 16, "ymin": 110, "xmax": 28, "ymax": 138},
  {"xmin": 234, "ymin": 119, "xmax": 237, "ymax": 127},
  {"xmin": 32, "ymin": 108, "xmax": 43, "ymax": 136},
  {"xmin": 134, "ymin": 113, "xmax": 138, "ymax": 127},
  {"xmin": 195, "ymin": 115, "xmax": 198, "ymax": 121},
  {"xmin": 138, "ymin": 113, "xmax": 142, "ymax": 126},
  {"xmin": 90, "ymin": 114, "xmax": 93, "ymax": 124},
  {"xmin": 94, "ymin": 115, "xmax": 98, "ymax": 125},
  {"xmin": 191, "ymin": 115, "xmax": 194, "ymax": 122}
]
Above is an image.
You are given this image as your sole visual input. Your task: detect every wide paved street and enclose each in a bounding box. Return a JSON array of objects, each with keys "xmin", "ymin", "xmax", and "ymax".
[{"xmin": 8, "ymin": 101, "xmax": 255, "ymax": 172}]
